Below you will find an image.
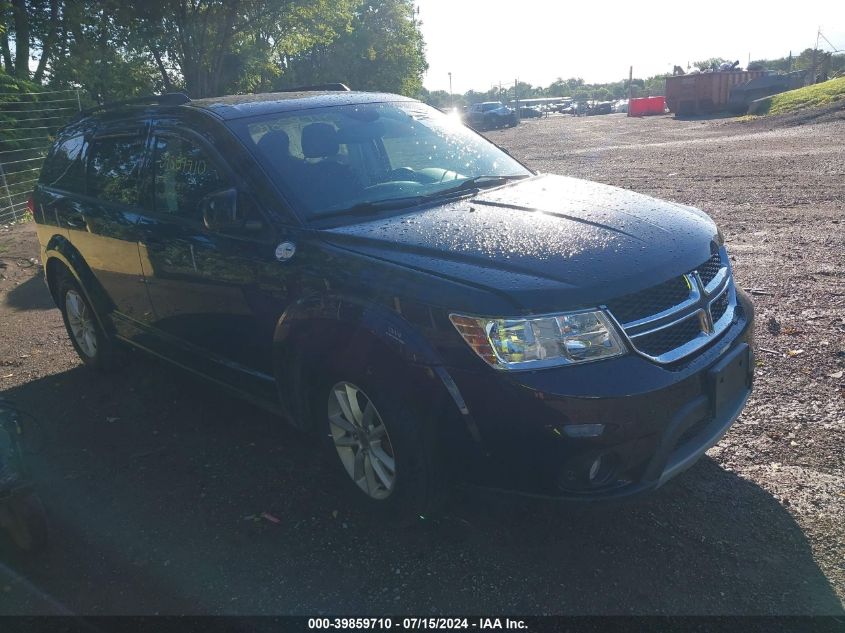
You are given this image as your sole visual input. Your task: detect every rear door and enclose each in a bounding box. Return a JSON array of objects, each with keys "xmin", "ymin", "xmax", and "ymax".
[
  {"xmin": 135, "ymin": 122, "xmax": 283, "ymax": 401},
  {"xmin": 41, "ymin": 117, "xmax": 154, "ymax": 338}
]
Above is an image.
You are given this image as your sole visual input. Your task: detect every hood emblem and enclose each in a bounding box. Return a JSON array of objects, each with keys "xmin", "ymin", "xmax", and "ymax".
[
  {"xmin": 692, "ymin": 272, "xmax": 714, "ymax": 334},
  {"xmin": 275, "ymin": 241, "xmax": 296, "ymax": 262}
]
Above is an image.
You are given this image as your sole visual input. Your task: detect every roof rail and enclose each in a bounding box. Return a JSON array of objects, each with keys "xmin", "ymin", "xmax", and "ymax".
[
  {"xmin": 78, "ymin": 92, "xmax": 191, "ymax": 118},
  {"xmin": 277, "ymin": 83, "xmax": 351, "ymax": 93}
]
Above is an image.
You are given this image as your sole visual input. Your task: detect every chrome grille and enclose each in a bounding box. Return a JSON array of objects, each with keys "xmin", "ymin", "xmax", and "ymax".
[
  {"xmin": 605, "ymin": 250, "xmax": 737, "ymax": 364},
  {"xmin": 633, "ymin": 314, "xmax": 704, "ymax": 357},
  {"xmin": 604, "ymin": 277, "xmax": 691, "ymax": 325},
  {"xmin": 710, "ymin": 288, "xmax": 730, "ymax": 323},
  {"xmin": 697, "ymin": 252, "xmax": 722, "ymax": 287}
]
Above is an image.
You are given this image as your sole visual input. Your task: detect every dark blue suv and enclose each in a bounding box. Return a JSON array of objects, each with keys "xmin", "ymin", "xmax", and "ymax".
[{"xmin": 32, "ymin": 88, "xmax": 754, "ymax": 520}]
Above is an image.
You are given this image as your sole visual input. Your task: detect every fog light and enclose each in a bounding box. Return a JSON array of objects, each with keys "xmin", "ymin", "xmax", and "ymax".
[{"xmin": 562, "ymin": 423, "xmax": 605, "ymax": 438}]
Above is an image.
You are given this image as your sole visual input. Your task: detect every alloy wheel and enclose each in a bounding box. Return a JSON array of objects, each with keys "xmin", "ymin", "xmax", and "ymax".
[
  {"xmin": 65, "ymin": 289, "xmax": 98, "ymax": 358},
  {"xmin": 328, "ymin": 382, "xmax": 396, "ymax": 500}
]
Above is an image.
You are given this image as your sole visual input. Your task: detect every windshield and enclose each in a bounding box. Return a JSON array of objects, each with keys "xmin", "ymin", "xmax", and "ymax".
[{"xmin": 231, "ymin": 100, "xmax": 530, "ymax": 222}]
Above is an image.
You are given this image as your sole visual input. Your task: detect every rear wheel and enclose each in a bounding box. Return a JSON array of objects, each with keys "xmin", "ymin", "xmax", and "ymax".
[
  {"xmin": 58, "ymin": 273, "xmax": 119, "ymax": 370},
  {"xmin": 314, "ymin": 364, "xmax": 445, "ymax": 523}
]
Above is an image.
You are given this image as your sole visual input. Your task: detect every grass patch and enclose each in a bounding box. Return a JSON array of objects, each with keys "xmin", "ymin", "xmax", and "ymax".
[{"xmin": 753, "ymin": 77, "xmax": 845, "ymax": 116}]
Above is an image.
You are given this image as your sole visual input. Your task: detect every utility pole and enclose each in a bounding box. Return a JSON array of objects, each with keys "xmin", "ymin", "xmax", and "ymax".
[
  {"xmin": 627, "ymin": 65, "xmax": 633, "ymax": 117},
  {"xmin": 514, "ymin": 78, "xmax": 519, "ymax": 121},
  {"xmin": 810, "ymin": 27, "xmax": 820, "ymax": 85},
  {"xmin": 448, "ymin": 72, "xmax": 452, "ymax": 109}
]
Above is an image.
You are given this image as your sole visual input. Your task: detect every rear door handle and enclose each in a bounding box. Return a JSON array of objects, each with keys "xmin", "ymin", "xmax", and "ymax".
[{"xmin": 64, "ymin": 213, "xmax": 86, "ymax": 229}]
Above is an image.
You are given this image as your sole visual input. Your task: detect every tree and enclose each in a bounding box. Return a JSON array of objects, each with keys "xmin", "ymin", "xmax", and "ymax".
[
  {"xmin": 692, "ymin": 57, "xmax": 730, "ymax": 71},
  {"xmin": 1, "ymin": 0, "xmax": 364, "ymax": 98},
  {"xmin": 1, "ymin": 0, "xmax": 62, "ymax": 81},
  {"xmin": 278, "ymin": 0, "xmax": 426, "ymax": 96},
  {"xmin": 120, "ymin": 0, "xmax": 358, "ymax": 97}
]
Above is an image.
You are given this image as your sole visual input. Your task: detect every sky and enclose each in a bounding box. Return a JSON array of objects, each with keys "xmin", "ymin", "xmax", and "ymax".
[{"xmin": 416, "ymin": 0, "xmax": 845, "ymax": 92}]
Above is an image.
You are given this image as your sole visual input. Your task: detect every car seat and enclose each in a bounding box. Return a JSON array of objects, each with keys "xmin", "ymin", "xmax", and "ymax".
[{"xmin": 300, "ymin": 122, "xmax": 361, "ymax": 211}]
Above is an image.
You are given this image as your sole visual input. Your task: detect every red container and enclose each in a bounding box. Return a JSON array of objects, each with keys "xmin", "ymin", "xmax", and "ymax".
[{"xmin": 628, "ymin": 96, "xmax": 666, "ymax": 117}]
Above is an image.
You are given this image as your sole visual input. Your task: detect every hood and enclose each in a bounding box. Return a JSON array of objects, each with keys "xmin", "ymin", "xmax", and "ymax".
[{"xmin": 319, "ymin": 174, "xmax": 720, "ymax": 313}]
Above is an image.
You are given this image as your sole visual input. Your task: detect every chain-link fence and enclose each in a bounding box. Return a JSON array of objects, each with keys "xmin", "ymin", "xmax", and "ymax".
[{"xmin": 0, "ymin": 88, "xmax": 82, "ymax": 224}]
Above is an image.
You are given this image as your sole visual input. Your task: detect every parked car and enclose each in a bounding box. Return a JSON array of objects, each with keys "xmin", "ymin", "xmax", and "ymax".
[
  {"xmin": 466, "ymin": 101, "xmax": 518, "ymax": 130},
  {"xmin": 588, "ymin": 101, "xmax": 614, "ymax": 115},
  {"xmin": 32, "ymin": 88, "xmax": 754, "ymax": 521},
  {"xmin": 612, "ymin": 99, "xmax": 629, "ymax": 113},
  {"xmin": 517, "ymin": 106, "xmax": 543, "ymax": 118}
]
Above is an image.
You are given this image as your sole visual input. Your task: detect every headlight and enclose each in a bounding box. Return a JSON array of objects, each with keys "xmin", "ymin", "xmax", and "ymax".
[{"xmin": 449, "ymin": 310, "xmax": 627, "ymax": 370}]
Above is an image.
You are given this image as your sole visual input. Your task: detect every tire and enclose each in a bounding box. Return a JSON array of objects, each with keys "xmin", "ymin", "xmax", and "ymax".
[
  {"xmin": 312, "ymin": 362, "xmax": 446, "ymax": 524},
  {"xmin": 57, "ymin": 272, "xmax": 120, "ymax": 370},
  {"xmin": 3, "ymin": 491, "xmax": 48, "ymax": 554}
]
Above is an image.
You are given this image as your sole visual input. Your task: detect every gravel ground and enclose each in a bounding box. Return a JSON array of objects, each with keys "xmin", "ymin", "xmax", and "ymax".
[{"xmin": 0, "ymin": 108, "xmax": 843, "ymax": 615}]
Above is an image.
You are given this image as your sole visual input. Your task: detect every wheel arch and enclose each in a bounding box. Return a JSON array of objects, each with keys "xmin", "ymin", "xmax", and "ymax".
[
  {"xmin": 43, "ymin": 235, "xmax": 115, "ymax": 332},
  {"xmin": 272, "ymin": 296, "xmax": 479, "ymax": 448}
]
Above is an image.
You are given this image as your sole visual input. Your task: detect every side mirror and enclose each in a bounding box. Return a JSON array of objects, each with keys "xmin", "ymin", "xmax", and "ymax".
[{"xmin": 200, "ymin": 188, "xmax": 241, "ymax": 232}]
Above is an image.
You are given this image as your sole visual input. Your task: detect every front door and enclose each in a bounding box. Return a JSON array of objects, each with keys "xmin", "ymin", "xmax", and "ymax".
[{"xmin": 135, "ymin": 129, "xmax": 286, "ymax": 402}]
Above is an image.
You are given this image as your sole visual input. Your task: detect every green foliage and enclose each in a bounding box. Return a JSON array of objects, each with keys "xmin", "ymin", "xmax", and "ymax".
[
  {"xmin": 0, "ymin": 69, "xmax": 70, "ymax": 221},
  {"xmin": 693, "ymin": 57, "xmax": 731, "ymax": 71},
  {"xmin": 47, "ymin": 2, "xmax": 163, "ymax": 102},
  {"xmin": 750, "ymin": 49, "xmax": 845, "ymax": 81},
  {"xmin": 0, "ymin": 0, "xmax": 425, "ymax": 100},
  {"xmin": 0, "ymin": 70, "xmax": 55, "ymax": 154},
  {"xmin": 418, "ymin": 88, "xmax": 454, "ymax": 109},
  {"xmin": 277, "ymin": 0, "xmax": 427, "ymax": 96},
  {"xmin": 753, "ymin": 77, "xmax": 845, "ymax": 116}
]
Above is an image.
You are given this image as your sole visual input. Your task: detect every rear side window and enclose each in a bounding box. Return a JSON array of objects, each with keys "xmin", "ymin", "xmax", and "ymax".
[
  {"xmin": 41, "ymin": 134, "xmax": 88, "ymax": 193},
  {"xmin": 87, "ymin": 136, "xmax": 147, "ymax": 206},
  {"xmin": 153, "ymin": 135, "xmax": 230, "ymax": 220}
]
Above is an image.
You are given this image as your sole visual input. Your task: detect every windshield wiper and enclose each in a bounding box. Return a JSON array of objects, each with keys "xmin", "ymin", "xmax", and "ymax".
[
  {"xmin": 425, "ymin": 174, "xmax": 530, "ymax": 200},
  {"xmin": 313, "ymin": 196, "xmax": 425, "ymax": 221}
]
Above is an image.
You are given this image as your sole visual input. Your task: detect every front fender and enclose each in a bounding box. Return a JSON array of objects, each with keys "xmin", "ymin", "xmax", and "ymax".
[{"xmin": 272, "ymin": 295, "xmax": 481, "ymax": 444}]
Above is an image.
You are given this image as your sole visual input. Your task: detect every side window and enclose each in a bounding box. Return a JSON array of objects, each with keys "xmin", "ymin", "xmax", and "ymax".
[
  {"xmin": 87, "ymin": 136, "xmax": 146, "ymax": 205},
  {"xmin": 153, "ymin": 135, "xmax": 230, "ymax": 219},
  {"xmin": 41, "ymin": 134, "xmax": 88, "ymax": 193}
]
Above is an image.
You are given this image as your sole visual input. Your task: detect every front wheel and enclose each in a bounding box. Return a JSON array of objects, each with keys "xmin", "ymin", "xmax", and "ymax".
[{"xmin": 314, "ymin": 366, "xmax": 445, "ymax": 523}]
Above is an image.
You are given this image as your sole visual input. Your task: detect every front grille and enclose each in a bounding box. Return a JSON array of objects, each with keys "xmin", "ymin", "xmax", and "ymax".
[
  {"xmin": 710, "ymin": 289, "xmax": 729, "ymax": 323},
  {"xmin": 697, "ymin": 252, "xmax": 722, "ymax": 287},
  {"xmin": 631, "ymin": 314, "xmax": 703, "ymax": 357},
  {"xmin": 606, "ymin": 253, "xmax": 724, "ymax": 326},
  {"xmin": 605, "ymin": 250, "xmax": 735, "ymax": 364},
  {"xmin": 605, "ymin": 276, "xmax": 690, "ymax": 324}
]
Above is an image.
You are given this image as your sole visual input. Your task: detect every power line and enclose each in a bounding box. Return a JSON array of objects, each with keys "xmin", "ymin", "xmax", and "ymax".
[{"xmin": 817, "ymin": 30, "xmax": 842, "ymax": 53}]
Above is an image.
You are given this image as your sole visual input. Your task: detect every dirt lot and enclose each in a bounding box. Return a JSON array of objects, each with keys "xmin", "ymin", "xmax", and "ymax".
[{"xmin": 0, "ymin": 108, "xmax": 843, "ymax": 615}]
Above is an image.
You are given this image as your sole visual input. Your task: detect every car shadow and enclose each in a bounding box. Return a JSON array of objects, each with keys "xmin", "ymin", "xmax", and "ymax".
[
  {"xmin": 1, "ymin": 359, "xmax": 842, "ymax": 615},
  {"xmin": 3, "ymin": 273, "xmax": 55, "ymax": 312}
]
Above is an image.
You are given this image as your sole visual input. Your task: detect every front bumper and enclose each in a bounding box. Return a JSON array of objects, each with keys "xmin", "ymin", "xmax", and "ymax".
[{"xmin": 446, "ymin": 290, "xmax": 755, "ymax": 500}]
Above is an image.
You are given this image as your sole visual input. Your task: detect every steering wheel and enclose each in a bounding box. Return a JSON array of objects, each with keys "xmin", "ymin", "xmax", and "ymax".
[{"xmin": 385, "ymin": 167, "xmax": 420, "ymax": 182}]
